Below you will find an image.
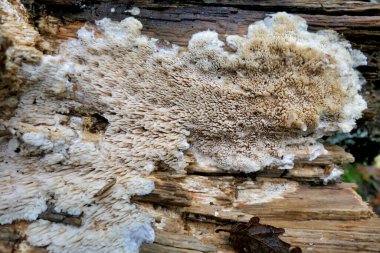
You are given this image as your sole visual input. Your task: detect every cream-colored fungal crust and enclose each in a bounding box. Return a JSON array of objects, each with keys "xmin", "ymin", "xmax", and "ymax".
[{"xmin": 0, "ymin": 11, "xmax": 366, "ymax": 252}]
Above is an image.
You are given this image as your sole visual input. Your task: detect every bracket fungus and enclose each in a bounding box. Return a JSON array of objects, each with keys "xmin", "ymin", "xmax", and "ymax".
[{"xmin": 0, "ymin": 7, "xmax": 367, "ymax": 253}]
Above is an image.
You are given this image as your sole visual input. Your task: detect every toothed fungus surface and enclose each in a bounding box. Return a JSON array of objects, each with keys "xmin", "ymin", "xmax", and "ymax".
[{"xmin": 0, "ymin": 7, "xmax": 367, "ymax": 253}]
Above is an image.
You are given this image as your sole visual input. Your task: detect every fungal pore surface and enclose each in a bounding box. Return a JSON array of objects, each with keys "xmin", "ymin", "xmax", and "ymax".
[{"xmin": 0, "ymin": 5, "xmax": 367, "ymax": 252}]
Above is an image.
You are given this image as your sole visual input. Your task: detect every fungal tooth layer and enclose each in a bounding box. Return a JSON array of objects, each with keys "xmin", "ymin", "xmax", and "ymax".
[{"xmin": 0, "ymin": 9, "xmax": 366, "ymax": 253}]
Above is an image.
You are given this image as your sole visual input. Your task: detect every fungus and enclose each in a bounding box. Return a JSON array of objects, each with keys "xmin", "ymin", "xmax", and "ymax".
[{"xmin": 0, "ymin": 10, "xmax": 366, "ymax": 252}]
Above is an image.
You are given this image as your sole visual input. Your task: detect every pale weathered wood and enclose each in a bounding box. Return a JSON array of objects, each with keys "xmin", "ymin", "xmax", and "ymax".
[
  {"xmin": 0, "ymin": 223, "xmax": 47, "ymax": 253},
  {"xmin": 186, "ymin": 217, "xmax": 380, "ymax": 253},
  {"xmin": 128, "ymin": 166, "xmax": 380, "ymax": 252},
  {"xmin": 132, "ymin": 171, "xmax": 372, "ymax": 221},
  {"xmin": 141, "ymin": 243, "xmax": 205, "ymax": 253},
  {"xmin": 137, "ymin": 201, "xmax": 380, "ymax": 253},
  {"xmin": 141, "ymin": 231, "xmax": 217, "ymax": 253},
  {"xmin": 184, "ymin": 184, "xmax": 372, "ymax": 221},
  {"xmin": 131, "ymin": 175, "xmax": 192, "ymax": 207},
  {"xmin": 293, "ymin": 145, "xmax": 354, "ymax": 165},
  {"xmin": 185, "ymin": 145, "xmax": 354, "ymax": 181}
]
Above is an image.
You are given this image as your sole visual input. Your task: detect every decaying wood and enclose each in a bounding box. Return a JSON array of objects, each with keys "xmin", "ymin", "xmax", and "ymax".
[
  {"xmin": 35, "ymin": 0, "xmax": 380, "ymax": 14},
  {"xmin": 0, "ymin": 223, "xmax": 47, "ymax": 253},
  {"xmin": 293, "ymin": 145, "xmax": 354, "ymax": 165},
  {"xmin": 3, "ymin": 157, "xmax": 378, "ymax": 252},
  {"xmin": 1, "ymin": 1, "xmax": 380, "ymax": 252},
  {"xmin": 131, "ymin": 162, "xmax": 380, "ymax": 253},
  {"xmin": 185, "ymin": 144, "xmax": 354, "ymax": 179},
  {"xmin": 27, "ymin": 0, "xmax": 379, "ymax": 122},
  {"xmin": 27, "ymin": 0, "xmax": 380, "ymax": 86},
  {"xmin": 37, "ymin": 205, "xmax": 82, "ymax": 227},
  {"xmin": 141, "ymin": 231, "xmax": 217, "ymax": 253},
  {"xmin": 184, "ymin": 144, "xmax": 356, "ymax": 185},
  {"xmin": 129, "ymin": 151, "xmax": 380, "ymax": 252},
  {"xmin": 132, "ymin": 169, "xmax": 372, "ymax": 221}
]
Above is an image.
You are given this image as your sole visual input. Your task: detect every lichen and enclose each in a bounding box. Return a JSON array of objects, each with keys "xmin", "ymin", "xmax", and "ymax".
[{"xmin": 0, "ymin": 10, "xmax": 366, "ymax": 252}]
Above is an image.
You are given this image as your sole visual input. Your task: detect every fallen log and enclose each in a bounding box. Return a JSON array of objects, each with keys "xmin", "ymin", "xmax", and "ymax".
[{"xmin": 1, "ymin": 1, "xmax": 379, "ymax": 252}]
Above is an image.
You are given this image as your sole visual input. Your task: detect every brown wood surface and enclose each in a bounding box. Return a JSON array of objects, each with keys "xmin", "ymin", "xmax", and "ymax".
[
  {"xmin": 131, "ymin": 163, "xmax": 380, "ymax": 253},
  {"xmin": 33, "ymin": 0, "xmax": 380, "ymax": 15}
]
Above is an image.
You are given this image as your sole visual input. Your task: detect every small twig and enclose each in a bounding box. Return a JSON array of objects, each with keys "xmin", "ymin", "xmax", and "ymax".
[
  {"xmin": 38, "ymin": 206, "xmax": 82, "ymax": 227},
  {"xmin": 94, "ymin": 177, "xmax": 117, "ymax": 197}
]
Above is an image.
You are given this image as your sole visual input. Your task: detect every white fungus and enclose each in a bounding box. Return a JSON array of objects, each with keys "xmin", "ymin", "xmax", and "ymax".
[{"xmin": 0, "ymin": 11, "xmax": 367, "ymax": 252}]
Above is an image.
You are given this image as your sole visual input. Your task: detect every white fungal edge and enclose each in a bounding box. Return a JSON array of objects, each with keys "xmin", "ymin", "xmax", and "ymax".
[{"xmin": 322, "ymin": 167, "xmax": 344, "ymax": 185}]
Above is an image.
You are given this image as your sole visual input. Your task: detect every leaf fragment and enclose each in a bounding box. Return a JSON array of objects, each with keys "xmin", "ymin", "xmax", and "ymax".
[{"xmin": 216, "ymin": 217, "xmax": 302, "ymax": 253}]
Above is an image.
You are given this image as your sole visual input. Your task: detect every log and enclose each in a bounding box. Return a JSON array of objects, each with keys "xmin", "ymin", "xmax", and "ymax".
[
  {"xmin": 27, "ymin": 0, "xmax": 380, "ymax": 121},
  {"xmin": 132, "ymin": 170, "xmax": 373, "ymax": 221},
  {"xmin": 1, "ymin": 0, "xmax": 380, "ymax": 252},
  {"xmin": 28, "ymin": 0, "xmax": 380, "ymax": 85},
  {"xmin": 132, "ymin": 164, "xmax": 380, "ymax": 253}
]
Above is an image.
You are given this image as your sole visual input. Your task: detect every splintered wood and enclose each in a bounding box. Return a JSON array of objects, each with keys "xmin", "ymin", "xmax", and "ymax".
[
  {"xmin": 132, "ymin": 150, "xmax": 380, "ymax": 253},
  {"xmin": 128, "ymin": 145, "xmax": 380, "ymax": 253},
  {"xmin": 2, "ymin": 145, "xmax": 378, "ymax": 252}
]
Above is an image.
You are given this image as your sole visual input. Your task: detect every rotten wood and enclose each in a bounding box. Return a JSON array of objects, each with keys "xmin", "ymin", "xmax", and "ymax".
[
  {"xmin": 185, "ymin": 145, "xmax": 354, "ymax": 183},
  {"xmin": 0, "ymin": 223, "xmax": 47, "ymax": 253},
  {"xmin": 132, "ymin": 171, "xmax": 372, "ymax": 221},
  {"xmin": 26, "ymin": 0, "xmax": 380, "ymax": 85},
  {"xmin": 1, "ymin": 1, "xmax": 380, "ymax": 252},
  {"xmin": 24, "ymin": 0, "xmax": 379, "ymax": 122},
  {"xmin": 141, "ymin": 231, "xmax": 217, "ymax": 253},
  {"xmin": 33, "ymin": 0, "xmax": 380, "ymax": 15},
  {"xmin": 131, "ymin": 174, "xmax": 192, "ymax": 207},
  {"xmin": 129, "ymin": 166, "xmax": 380, "ymax": 252},
  {"xmin": 37, "ymin": 205, "xmax": 82, "ymax": 227},
  {"xmin": 124, "ymin": 148, "xmax": 380, "ymax": 253}
]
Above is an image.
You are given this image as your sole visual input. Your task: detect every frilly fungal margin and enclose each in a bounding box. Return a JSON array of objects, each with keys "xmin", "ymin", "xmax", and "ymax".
[{"xmin": 0, "ymin": 11, "xmax": 367, "ymax": 252}]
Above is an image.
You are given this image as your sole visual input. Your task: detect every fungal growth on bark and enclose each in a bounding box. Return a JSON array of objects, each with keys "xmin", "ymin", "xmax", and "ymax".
[{"xmin": 0, "ymin": 1, "xmax": 367, "ymax": 251}]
